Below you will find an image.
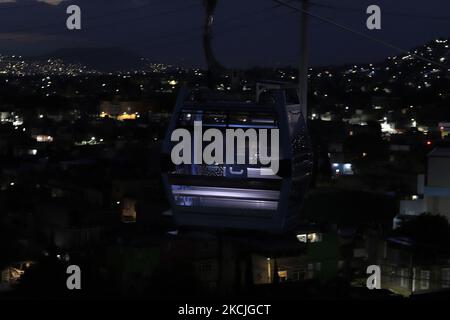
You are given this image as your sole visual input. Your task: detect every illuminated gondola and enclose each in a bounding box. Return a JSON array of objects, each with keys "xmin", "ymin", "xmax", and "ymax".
[{"xmin": 161, "ymin": 84, "xmax": 312, "ymax": 233}]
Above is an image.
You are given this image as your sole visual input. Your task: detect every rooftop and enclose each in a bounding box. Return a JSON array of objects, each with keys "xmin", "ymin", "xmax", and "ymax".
[{"xmin": 428, "ymin": 147, "xmax": 450, "ymax": 158}]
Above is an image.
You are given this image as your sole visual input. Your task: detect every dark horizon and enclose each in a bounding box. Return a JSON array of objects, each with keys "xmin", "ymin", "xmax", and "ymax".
[{"xmin": 0, "ymin": 0, "xmax": 449, "ymax": 68}]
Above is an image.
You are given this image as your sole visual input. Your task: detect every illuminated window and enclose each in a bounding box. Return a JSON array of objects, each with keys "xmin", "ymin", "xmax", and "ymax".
[
  {"xmin": 296, "ymin": 233, "xmax": 323, "ymax": 243},
  {"xmin": 400, "ymin": 268, "xmax": 409, "ymax": 288},
  {"xmin": 307, "ymin": 233, "xmax": 322, "ymax": 243},
  {"xmin": 172, "ymin": 185, "xmax": 279, "ymax": 211},
  {"xmin": 34, "ymin": 135, "xmax": 53, "ymax": 142},
  {"xmin": 343, "ymin": 163, "xmax": 354, "ymax": 175},
  {"xmin": 442, "ymin": 268, "xmax": 450, "ymax": 288},
  {"xmin": 121, "ymin": 198, "xmax": 137, "ymax": 223},
  {"xmin": 278, "ymin": 270, "xmax": 287, "ymax": 282},
  {"xmin": 117, "ymin": 113, "xmax": 136, "ymax": 121},
  {"xmin": 420, "ymin": 270, "xmax": 430, "ymax": 290},
  {"xmin": 198, "ymin": 262, "xmax": 213, "ymax": 274}
]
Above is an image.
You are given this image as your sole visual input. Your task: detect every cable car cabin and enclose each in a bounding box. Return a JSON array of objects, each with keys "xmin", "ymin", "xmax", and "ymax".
[{"xmin": 161, "ymin": 85, "xmax": 312, "ymax": 233}]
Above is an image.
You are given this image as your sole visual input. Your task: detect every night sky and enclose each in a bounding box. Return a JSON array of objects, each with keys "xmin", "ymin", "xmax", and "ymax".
[{"xmin": 0, "ymin": 0, "xmax": 449, "ymax": 67}]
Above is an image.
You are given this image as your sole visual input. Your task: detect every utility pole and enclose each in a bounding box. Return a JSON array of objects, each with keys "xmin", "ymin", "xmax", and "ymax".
[{"xmin": 299, "ymin": 0, "xmax": 309, "ymax": 123}]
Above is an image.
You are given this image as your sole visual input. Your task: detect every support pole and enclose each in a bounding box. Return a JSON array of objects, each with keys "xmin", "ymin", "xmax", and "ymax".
[{"xmin": 299, "ymin": 0, "xmax": 309, "ymax": 123}]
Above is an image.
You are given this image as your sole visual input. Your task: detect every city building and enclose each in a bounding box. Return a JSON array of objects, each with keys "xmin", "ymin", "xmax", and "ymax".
[{"xmin": 394, "ymin": 148, "xmax": 450, "ymax": 228}]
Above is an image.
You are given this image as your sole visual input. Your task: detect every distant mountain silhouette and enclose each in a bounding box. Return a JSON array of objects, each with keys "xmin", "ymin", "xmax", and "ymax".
[{"xmin": 37, "ymin": 47, "xmax": 147, "ymax": 72}]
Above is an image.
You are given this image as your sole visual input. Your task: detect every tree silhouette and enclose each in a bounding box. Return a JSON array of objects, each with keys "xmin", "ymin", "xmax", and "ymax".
[{"xmin": 395, "ymin": 213, "xmax": 450, "ymax": 252}]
